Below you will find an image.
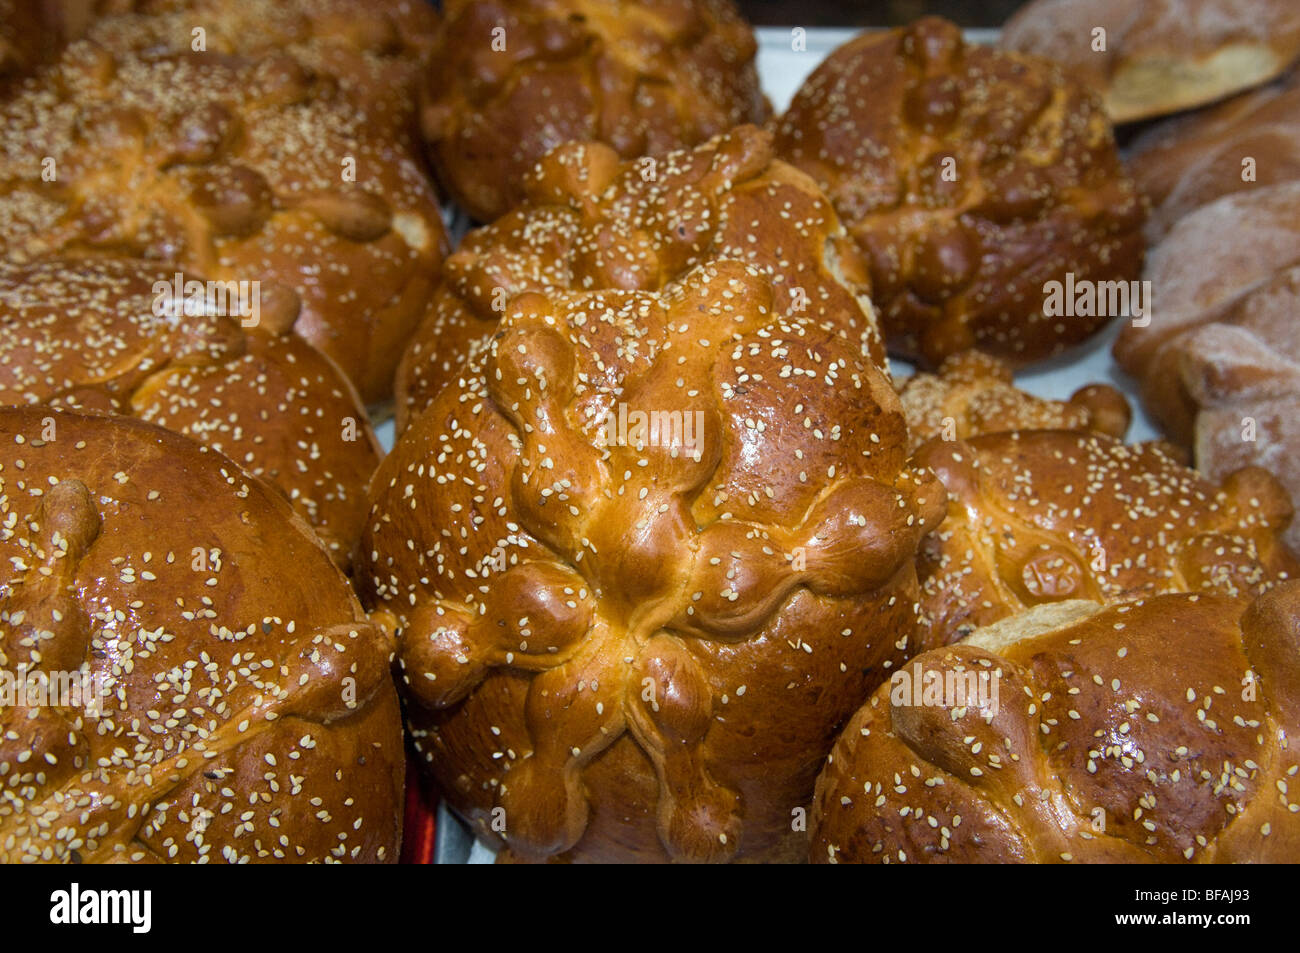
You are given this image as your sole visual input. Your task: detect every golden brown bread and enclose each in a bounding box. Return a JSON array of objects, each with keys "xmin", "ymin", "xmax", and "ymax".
[
  {"xmin": 420, "ymin": 0, "xmax": 768, "ymax": 221},
  {"xmin": 898, "ymin": 350, "xmax": 1131, "ymax": 452},
  {"xmin": 1127, "ymin": 69, "xmax": 1300, "ymax": 240},
  {"xmin": 0, "ymin": 257, "xmax": 380, "ymax": 568},
  {"xmin": 812, "ymin": 585, "xmax": 1300, "ymax": 862},
  {"xmin": 85, "ymin": 0, "xmax": 440, "ymax": 142},
  {"xmin": 914, "ymin": 430, "xmax": 1298, "ymax": 647},
  {"xmin": 358, "ymin": 260, "xmax": 946, "ymax": 863},
  {"xmin": 1001, "ymin": 0, "xmax": 1300, "ymax": 123},
  {"xmin": 773, "ymin": 17, "xmax": 1146, "ymax": 369},
  {"xmin": 395, "ymin": 124, "xmax": 885, "ymax": 430},
  {"xmin": 0, "ymin": 31, "xmax": 449, "ymax": 405},
  {"xmin": 0, "ymin": 407, "xmax": 404, "ymax": 863}
]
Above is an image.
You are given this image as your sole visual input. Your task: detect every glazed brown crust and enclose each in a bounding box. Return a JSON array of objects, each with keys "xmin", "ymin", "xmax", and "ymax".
[
  {"xmin": 395, "ymin": 125, "xmax": 885, "ymax": 431},
  {"xmin": 898, "ymin": 350, "xmax": 1131, "ymax": 452},
  {"xmin": 360, "ymin": 260, "xmax": 946, "ymax": 863},
  {"xmin": 0, "ymin": 257, "xmax": 380, "ymax": 568},
  {"xmin": 0, "ymin": 408, "xmax": 404, "ymax": 863},
  {"xmin": 773, "ymin": 17, "xmax": 1146, "ymax": 369},
  {"xmin": 0, "ymin": 26, "xmax": 449, "ymax": 404},
  {"xmin": 420, "ymin": 0, "xmax": 768, "ymax": 222},
  {"xmin": 1001, "ymin": 0, "xmax": 1300, "ymax": 123},
  {"xmin": 812, "ymin": 586, "xmax": 1300, "ymax": 863},
  {"xmin": 914, "ymin": 430, "xmax": 1298, "ymax": 648}
]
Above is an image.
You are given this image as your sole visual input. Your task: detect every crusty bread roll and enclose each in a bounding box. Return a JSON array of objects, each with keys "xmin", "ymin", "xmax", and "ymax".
[
  {"xmin": 0, "ymin": 257, "xmax": 379, "ymax": 568},
  {"xmin": 915, "ymin": 430, "xmax": 1298, "ymax": 647},
  {"xmin": 898, "ymin": 350, "xmax": 1131, "ymax": 452},
  {"xmin": 1127, "ymin": 69, "xmax": 1300, "ymax": 240},
  {"xmin": 774, "ymin": 17, "xmax": 1146, "ymax": 369},
  {"xmin": 421, "ymin": 0, "xmax": 768, "ymax": 221},
  {"xmin": 358, "ymin": 261, "xmax": 946, "ymax": 862},
  {"xmin": 1001, "ymin": 0, "xmax": 1300, "ymax": 123},
  {"xmin": 395, "ymin": 125, "xmax": 885, "ymax": 431},
  {"xmin": 0, "ymin": 407, "xmax": 403, "ymax": 863},
  {"xmin": 813, "ymin": 585, "xmax": 1300, "ymax": 862},
  {"xmin": 0, "ymin": 32, "xmax": 449, "ymax": 405}
]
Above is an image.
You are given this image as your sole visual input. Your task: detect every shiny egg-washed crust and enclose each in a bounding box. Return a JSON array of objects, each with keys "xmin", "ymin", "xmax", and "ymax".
[
  {"xmin": 812, "ymin": 587, "xmax": 1300, "ymax": 863},
  {"xmin": 0, "ymin": 257, "xmax": 380, "ymax": 569},
  {"xmin": 1127, "ymin": 69, "xmax": 1300, "ymax": 242},
  {"xmin": 773, "ymin": 17, "xmax": 1146, "ymax": 369},
  {"xmin": 360, "ymin": 260, "xmax": 946, "ymax": 863},
  {"xmin": 915, "ymin": 430, "xmax": 1298, "ymax": 648},
  {"xmin": 85, "ymin": 0, "xmax": 440, "ymax": 143},
  {"xmin": 0, "ymin": 408, "xmax": 403, "ymax": 863},
  {"xmin": 0, "ymin": 36, "xmax": 449, "ymax": 406},
  {"xmin": 898, "ymin": 350, "xmax": 1131, "ymax": 452},
  {"xmin": 421, "ymin": 0, "xmax": 768, "ymax": 222},
  {"xmin": 395, "ymin": 125, "xmax": 886, "ymax": 431},
  {"xmin": 1001, "ymin": 0, "xmax": 1300, "ymax": 124},
  {"xmin": 1112, "ymin": 184, "xmax": 1300, "ymax": 552}
]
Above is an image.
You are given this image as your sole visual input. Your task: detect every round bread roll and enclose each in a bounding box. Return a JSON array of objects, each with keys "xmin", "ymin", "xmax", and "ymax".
[
  {"xmin": 0, "ymin": 35, "xmax": 449, "ymax": 405},
  {"xmin": 84, "ymin": 0, "xmax": 440, "ymax": 142},
  {"xmin": 1127, "ymin": 69, "xmax": 1300, "ymax": 241},
  {"xmin": 0, "ymin": 257, "xmax": 379, "ymax": 569},
  {"xmin": 915, "ymin": 430, "xmax": 1298, "ymax": 647},
  {"xmin": 773, "ymin": 17, "xmax": 1146, "ymax": 369},
  {"xmin": 898, "ymin": 350, "xmax": 1131, "ymax": 452},
  {"xmin": 420, "ymin": 0, "xmax": 768, "ymax": 222},
  {"xmin": 812, "ymin": 585, "xmax": 1300, "ymax": 863},
  {"xmin": 0, "ymin": 407, "xmax": 403, "ymax": 863},
  {"xmin": 395, "ymin": 125, "xmax": 885, "ymax": 431},
  {"xmin": 358, "ymin": 260, "xmax": 946, "ymax": 863},
  {"xmin": 1001, "ymin": 0, "xmax": 1300, "ymax": 124}
]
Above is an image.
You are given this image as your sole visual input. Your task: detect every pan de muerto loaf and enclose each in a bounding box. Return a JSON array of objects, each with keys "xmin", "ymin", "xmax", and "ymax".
[
  {"xmin": 898, "ymin": 350, "xmax": 1131, "ymax": 452},
  {"xmin": 396, "ymin": 124, "xmax": 884, "ymax": 430},
  {"xmin": 0, "ymin": 37, "xmax": 448, "ymax": 405},
  {"xmin": 915, "ymin": 430, "xmax": 1298, "ymax": 647},
  {"xmin": 0, "ymin": 408, "xmax": 403, "ymax": 863},
  {"xmin": 420, "ymin": 0, "xmax": 768, "ymax": 222},
  {"xmin": 1112, "ymin": 183, "xmax": 1300, "ymax": 552},
  {"xmin": 1126, "ymin": 69, "xmax": 1300, "ymax": 241},
  {"xmin": 83, "ymin": 0, "xmax": 440, "ymax": 143},
  {"xmin": 773, "ymin": 17, "xmax": 1146, "ymax": 369},
  {"xmin": 358, "ymin": 261, "xmax": 945, "ymax": 863},
  {"xmin": 0, "ymin": 257, "xmax": 380, "ymax": 569},
  {"xmin": 1001, "ymin": 0, "xmax": 1300, "ymax": 124},
  {"xmin": 813, "ymin": 585, "xmax": 1300, "ymax": 862}
]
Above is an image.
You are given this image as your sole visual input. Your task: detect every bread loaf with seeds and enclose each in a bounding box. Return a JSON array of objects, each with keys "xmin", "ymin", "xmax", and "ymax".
[
  {"xmin": 0, "ymin": 257, "xmax": 379, "ymax": 569},
  {"xmin": 914, "ymin": 430, "xmax": 1298, "ymax": 648},
  {"xmin": 395, "ymin": 124, "xmax": 885, "ymax": 430},
  {"xmin": 812, "ymin": 586, "xmax": 1300, "ymax": 863},
  {"xmin": 0, "ymin": 33, "xmax": 449, "ymax": 404},
  {"xmin": 898, "ymin": 350, "xmax": 1131, "ymax": 452},
  {"xmin": 0, "ymin": 408, "xmax": 403, "ymax": 863},
  {"xmin": 420, "ymin": 0, "xmax": 768, "ymax": 222},
  {"xmin": 773, "ymin": 17, "xmax": 1146, "ymax": 369},
  {"xmin": 359, "ymin": 260, "xmax": 945, "ymax": 863}
]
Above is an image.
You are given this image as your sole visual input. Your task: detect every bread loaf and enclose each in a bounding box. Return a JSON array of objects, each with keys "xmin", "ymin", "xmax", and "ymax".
[
  {"xmin": 421, "ymin": 0, "xmax": 768, "ymax": 222},
  {"xmin": 359, "ymin": 261, "xmax": 945, "ymax": 862},
  {"xmin": 1001, "ymin": 0, "xmax": 1300, "ymax": 123},
  {"xmin": 0, "ymin": 408, "xmax": 404, "ymax": 863},
  {"xmin": 813, "ymin": 585, "xmax": 1300, "ymax": 862},
  {"xmin": 774, "ymin": 18, "xmax": 1146, "ymax": 369}
]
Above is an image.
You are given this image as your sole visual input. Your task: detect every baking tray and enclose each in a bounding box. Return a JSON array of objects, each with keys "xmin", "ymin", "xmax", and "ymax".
[{"xmin": 382, "ymin": 25, "xmax": 1161, "ymax": 864}]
